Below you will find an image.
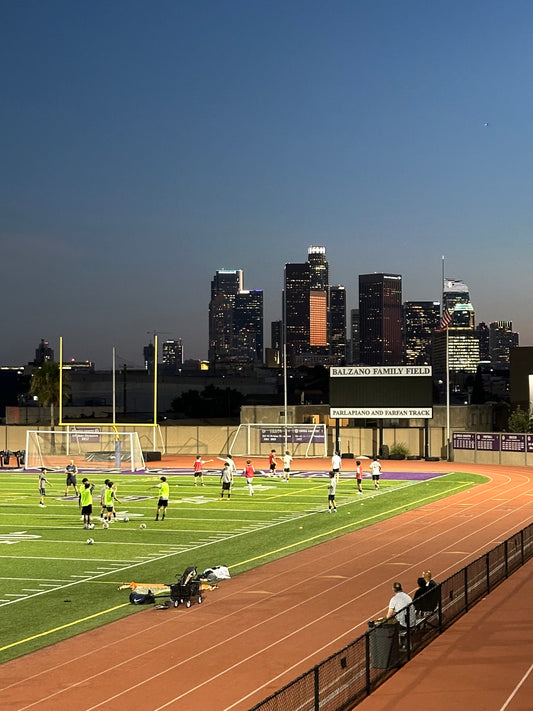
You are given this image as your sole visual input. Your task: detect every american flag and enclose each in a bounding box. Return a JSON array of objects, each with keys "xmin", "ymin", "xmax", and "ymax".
[{"xmin": 438, "ymin": 308, "xmax": 453, "ymax": 331}]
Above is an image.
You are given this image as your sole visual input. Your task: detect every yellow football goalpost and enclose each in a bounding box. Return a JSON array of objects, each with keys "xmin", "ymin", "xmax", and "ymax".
[{"xmin": 58, "ymin": 336, "xmax": 163, "ymax": 454}]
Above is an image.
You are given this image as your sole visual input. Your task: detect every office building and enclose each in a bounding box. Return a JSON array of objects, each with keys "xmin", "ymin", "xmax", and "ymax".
[
  {"xmin": 350, "ymin": 309, "xmax": 360, "ymax": 364},
  {"xmin": 284, "ymin": 261, "xmax": 310, "ymax": 364},
  {"xmin": 233, "ymin": 290, "xmax": 264, "ymax": 362},
  {"xmin": 403, "ymin": 301, "xmax": 440, "ymax": 365},
  {"xmin": 283, "ymin": 246, "xmax": 346, "ymax": 365},
  {"xmin": 162, "ymin": 339, "xmax": 184, "ymax": 373},
  {"xmin": 328, "ymin": 285, "xmax": 346, "ymax": 363},
  {"xmin": 359, "ymin": 273, "xmax": 403, "ymax": 365},
  {"xmin": 208, "ymin": 269, "xmax": 263, "ymax": 366},
  {"xmin": 33, "ymin": 339, "xmax": 54, "ymax": 366},
  {"xmin": 489, "ymin": 321, "xmax": 519, "ymax": 366}
]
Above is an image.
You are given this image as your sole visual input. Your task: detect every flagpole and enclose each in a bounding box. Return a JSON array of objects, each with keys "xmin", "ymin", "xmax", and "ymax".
[{"xmin": 442, "ymin": 256, "xmax": 451, "ymax": 461}]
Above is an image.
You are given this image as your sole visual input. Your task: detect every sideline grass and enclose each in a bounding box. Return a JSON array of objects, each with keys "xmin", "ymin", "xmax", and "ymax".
[{"xmin": 0, "ymin": 469, "xmax": 486, "ymax": 663}]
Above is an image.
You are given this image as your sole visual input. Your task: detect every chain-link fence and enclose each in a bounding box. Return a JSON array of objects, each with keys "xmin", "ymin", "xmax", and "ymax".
[{"xmin": 249, "ymin": 523, "xmax": 533, "ymax": 711}]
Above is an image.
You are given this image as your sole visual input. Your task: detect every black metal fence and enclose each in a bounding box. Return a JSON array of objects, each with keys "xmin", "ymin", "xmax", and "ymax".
[{"xmin": 248, "ymin": 523, "xmax": 533, "ymax": 711}]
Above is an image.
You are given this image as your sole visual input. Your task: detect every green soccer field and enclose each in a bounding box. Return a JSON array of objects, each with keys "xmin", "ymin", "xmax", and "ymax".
[{"xmin": 0, "ymin": 468, "xmax": 486, "ymax": 663}]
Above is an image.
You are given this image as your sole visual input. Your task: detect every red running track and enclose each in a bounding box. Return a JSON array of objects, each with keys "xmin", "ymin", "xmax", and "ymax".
[{"xmin": 1, "ymin": 461, "xmax": 532, "ymax": 711}]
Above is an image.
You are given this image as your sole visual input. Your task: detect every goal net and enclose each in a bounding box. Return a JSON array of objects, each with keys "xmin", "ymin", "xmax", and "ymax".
[
  {"xmin": 25, "ymin": 429, "xmax": 146, "ymax": 472},
  {"xmin": 228, "ymin": 423, "xmax": 327, "ymax": 458}
]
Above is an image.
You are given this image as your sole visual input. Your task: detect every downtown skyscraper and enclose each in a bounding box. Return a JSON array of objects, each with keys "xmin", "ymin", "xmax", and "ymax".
[
  {"xmin": 208, "ymin": 269, "xmax": 263, "ymax": 366},
  {"xmin": 283, "ymin": 246, "xmax": 346, "ymax": 366},
  {"xmin": 358, "ymin": 273, "xmax": 403, "ymax": 365}
]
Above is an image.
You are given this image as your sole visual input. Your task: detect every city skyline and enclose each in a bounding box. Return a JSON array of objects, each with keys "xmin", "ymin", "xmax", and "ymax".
[{"xmin": 3, "ymin": 2, "xmax": 533, "ymax": 367}]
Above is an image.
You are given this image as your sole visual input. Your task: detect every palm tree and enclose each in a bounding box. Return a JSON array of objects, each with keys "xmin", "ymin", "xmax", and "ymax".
[{"xmin": 29, "ymin": 362, "xmax": 68, "ymax": 427}]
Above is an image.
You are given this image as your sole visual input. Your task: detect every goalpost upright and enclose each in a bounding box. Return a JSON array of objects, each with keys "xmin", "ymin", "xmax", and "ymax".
[{"xmin": 57, "ymin": 336, "xmax": 164, "ymax": 457}]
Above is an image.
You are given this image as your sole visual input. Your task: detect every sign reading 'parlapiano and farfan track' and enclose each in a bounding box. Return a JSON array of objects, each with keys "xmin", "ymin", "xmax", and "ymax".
[{"xmin": 329, "ymin": 366, "xmax": 433, "ymax": 419}]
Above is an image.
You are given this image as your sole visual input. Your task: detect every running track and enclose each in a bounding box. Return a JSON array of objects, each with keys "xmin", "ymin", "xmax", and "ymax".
[{"xmin": 1, "ymin": 459, "xmax": 532, "ymax": 711}]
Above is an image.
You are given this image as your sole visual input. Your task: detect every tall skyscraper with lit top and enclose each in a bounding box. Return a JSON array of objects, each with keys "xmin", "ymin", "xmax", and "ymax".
[{"xmin": 283, "ymin": 246, "xmax": 345, "ymax": 366}]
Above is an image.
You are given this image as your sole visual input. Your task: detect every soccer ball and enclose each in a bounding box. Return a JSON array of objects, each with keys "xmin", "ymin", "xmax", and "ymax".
[
  {"xmin": 102, "ymin": 522, "xmax": 109, "ymax": 529},
  {"xmin": 139, "ymin": 523, "xmax": 146, "ymax": 529},
  {"xmin": 123, "ymin": 516, "xmax": 130, "ymax": 523},
  {"xmin": 88, "ymin": 523, "xmax": 95, "ymax": 529},
  {"xmin": 87, "ymin": 538, "xmax": 94, "ymax": 545}
]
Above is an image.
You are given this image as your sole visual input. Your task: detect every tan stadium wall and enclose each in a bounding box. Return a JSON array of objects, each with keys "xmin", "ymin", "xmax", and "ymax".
[{"xmin": 2, "ymin": 424, "xmax": 533, "ymax": 467}]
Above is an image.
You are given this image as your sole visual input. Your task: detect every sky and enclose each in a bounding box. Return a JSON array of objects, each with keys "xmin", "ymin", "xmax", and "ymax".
[{"xmin": 3, "ymin": 0, "xmax": 533, "ymax": 369}]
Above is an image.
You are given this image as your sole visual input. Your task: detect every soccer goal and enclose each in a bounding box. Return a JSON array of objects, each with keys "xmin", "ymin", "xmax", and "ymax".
[
  {"xmin": 228, "ymin": 423, "xmax": 328, "ymax": 458},
  {"xmin": 25, "ymin": 429, "xmax": 146, "ymax": 472}
]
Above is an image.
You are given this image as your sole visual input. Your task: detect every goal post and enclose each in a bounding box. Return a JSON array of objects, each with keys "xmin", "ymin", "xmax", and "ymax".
[
  {"xmin": 228, "ymin": 423, "xmax": 327, "ymax": 458},
  {"xmin": 25, "ymin": 429, "xmax": 146, "ymax": 472}
]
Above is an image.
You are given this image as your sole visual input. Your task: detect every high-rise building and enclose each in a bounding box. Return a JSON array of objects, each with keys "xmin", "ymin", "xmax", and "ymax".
[
  {"xmin": 328, "ymin": 285, "xmax": 346, "ymax": 363},
  {"xmin": 476, "ymin": 322, "xmax": 490, "ymax": 361},
  {"xmin": 403, "ymin": 301, "xmax": 440, "ymax": 365},
  {"xmin": 284, "ymin": 261, "xmax": 310, "ymax": 364},
  {"xmin": 233, "ymin": 290, "xmax": 264, "ymax": 362},
  {"xmin": 350, "ymin": 308, "xmax": 360, "ymax": 364},
  {"xmin": 162, "ymin": 339, "xmax": 184, "ymax": 373},
  {"xmin": 33, "ymin": 339, "xmax": 54, "ymax": 366},
  {"xmin": 143, "ymin": 343, "xmax": 155, "ymax": 373},
  {"xmin": 433, "ymin": 278, "xmax": 480, "ymax": 395},
  {"xmin": 283, "ymin": 246, "xmax": 345, "ymax": 365},
  {"xmin": 359, "ymin": 273, "xmax": 403, "ymax": 365},
  {"xmin": 489, "ymin": 321, "xmax": 519, "ymax": 366},
  {"xmin": 208, "ymin": 269, "xmax": 263, "ymax": 366},
  {"xmin": 307, "ymin": 245, "xmax": 328, "ymax": 290}
]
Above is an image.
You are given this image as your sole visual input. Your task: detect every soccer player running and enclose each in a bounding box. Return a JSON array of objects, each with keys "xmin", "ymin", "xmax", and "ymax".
[
  {"xmin": 244, "ymin": 459, "xmax": 255, "ymax": 495},
  {"xmin": 370, "ymin": 457, "xmax": 382, "ymax": 489}
]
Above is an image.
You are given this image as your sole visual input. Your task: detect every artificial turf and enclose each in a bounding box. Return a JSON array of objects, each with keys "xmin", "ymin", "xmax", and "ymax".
[{"xmin": 0, "ymin": 468, "xmax": 486, "ymax": 663}]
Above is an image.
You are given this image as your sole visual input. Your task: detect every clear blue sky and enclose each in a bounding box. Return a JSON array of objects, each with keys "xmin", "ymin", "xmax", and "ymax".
[{"xmin": 3, "ymin": 0, "xmax": 533, "ymax": 368}]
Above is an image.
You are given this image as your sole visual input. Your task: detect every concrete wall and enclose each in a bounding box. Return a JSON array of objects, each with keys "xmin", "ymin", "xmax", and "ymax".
[{"xmin": 3, "ymin": 422, "xmax": 533, "ymax": 466}]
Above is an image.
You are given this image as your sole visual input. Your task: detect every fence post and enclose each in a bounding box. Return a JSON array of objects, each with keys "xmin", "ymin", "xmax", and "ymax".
[
  {"xmin": 365, "ymin": 632, "xmax": 371, "ymax": 697},
  {"xmin": 314, "ymin": 665, "xmax": 320, "ymax": 711},
  {"xmin": 505, "ymin": 539, "xmax": 509, "ymax": 579}
]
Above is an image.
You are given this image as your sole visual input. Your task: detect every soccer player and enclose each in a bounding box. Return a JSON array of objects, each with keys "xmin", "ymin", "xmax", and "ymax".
[
  {"xmin": 282, "ymin": 450, "xmax": 292, "ymax": 482},
  {"xmin": 154, "ymin": 476, "xmax": 169, "ymax": 520},
  {"xmin": 331, "ymin": 451, "xmax": 342, "ymax": 482},
  {"xmin": 355, "ymin": 460, "xmax": 363, "ymax": 493},
  {"xmin": 220, "ymin": 463, "xmax": 233, "ymax": 499},
  {"xmin": 327, "ymin": 471, "xmax": 337, "ymax": 513},
  {"xmin": 99, "ymin": 478, "xmax": 111, "ymax": 519},
  {"xmin": 370, "ymin": 457, "xmax": 382, "ymax": 489},
  {"xmin": 193, "ymin": 455, "xmax": 213, "ymax": 486},
  {"xmin": 64, "ymin": 459, "xmax": 79, "ymax": 496},
  {"xmin": 244, "ymin": 459, "xmax": 255, "ymax": 496},
  {"xmin": 103, "ymin": 480, "xmax": 121, "ymax": 523},
  {"xmin": 80, "ymin": 481, "xmax": 94, "ymax": 528},
  {"xmin": 268, "ymin": 449, "xmax": 278, "ymax": 477},
  {"xmin": 38, "ymin": 468, "xmax": 51, "ymax": 507}
]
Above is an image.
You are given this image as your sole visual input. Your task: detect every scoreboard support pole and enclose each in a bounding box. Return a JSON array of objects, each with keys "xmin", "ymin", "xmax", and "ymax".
[{"xmin": 335, "ymin": 420, "xmax": 340, "ymax": 455}]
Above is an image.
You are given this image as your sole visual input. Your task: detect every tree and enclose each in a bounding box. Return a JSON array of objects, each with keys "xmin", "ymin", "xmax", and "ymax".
[
  {"xmin": 507, "ymin": 406, "xmax": 532, "ymax": 433},
  {"xmin": 29, "ymin": 362, "xmax": 69, "ymax": 427}
]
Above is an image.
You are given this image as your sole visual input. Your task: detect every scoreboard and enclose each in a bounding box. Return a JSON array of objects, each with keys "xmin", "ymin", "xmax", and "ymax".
[{"xmin": 329, "ymin": 366, "xmax": 433, "ymax": 419}]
